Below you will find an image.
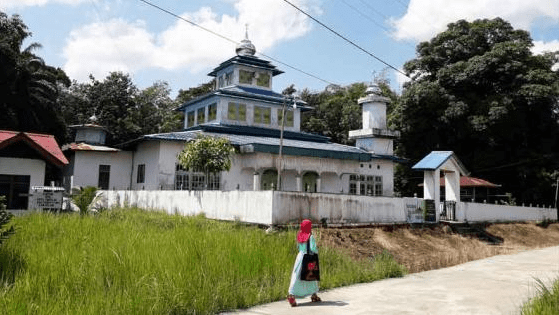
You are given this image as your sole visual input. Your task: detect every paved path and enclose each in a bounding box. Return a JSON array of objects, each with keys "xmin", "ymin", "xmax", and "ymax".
[{"xmin": 223, "ymin": 246, "xmax": 559, "ymax": 315}]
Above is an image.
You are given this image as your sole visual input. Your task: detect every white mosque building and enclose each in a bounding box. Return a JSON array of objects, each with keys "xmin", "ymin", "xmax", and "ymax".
[{"xmin": 63, "ymin": 35, "xmax": 401, "ymax": 196}]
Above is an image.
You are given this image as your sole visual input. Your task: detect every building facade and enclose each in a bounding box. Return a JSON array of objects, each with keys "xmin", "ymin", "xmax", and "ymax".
[{"xmin": 64, "ymin": 35, "xmax": 402, "ymax": 196}]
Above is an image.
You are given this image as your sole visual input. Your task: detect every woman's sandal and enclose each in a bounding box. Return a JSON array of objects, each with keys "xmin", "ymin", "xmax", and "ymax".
[
  {"xmin": 311, "ymin": 294, "xmax": 322, "ymax": 302},
  {"xmin": 287, "ymin": 295, "xmax": 297, "ymax": 307}
]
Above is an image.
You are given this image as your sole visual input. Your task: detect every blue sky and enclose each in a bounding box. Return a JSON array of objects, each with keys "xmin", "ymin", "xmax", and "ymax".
[{"xmin": 2, "ymin": 0, "xmax": 558, "ymax": 97}]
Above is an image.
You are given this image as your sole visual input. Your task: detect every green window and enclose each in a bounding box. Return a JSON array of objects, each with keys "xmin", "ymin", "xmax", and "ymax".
[
  {"xmin": 278, "ymin": 109, "xmax": 294, "ymax": 127},
  {"xmin": 254, "ymin": 106, "xmax": 271, "ymax": 125},
  {"xmin": 239, "ymin": 70, "xmax": 254, "ymax": 84},
  {"xmin": 225, "ymin": 71, "xmax": 233, "ymax": 85},
  {"xmin": 256, "ymin": 72, "xmax": 270, "ymax": 87},
  {"xmin": 187, "ymin": 111, "xmax": 195, "ymax": 127},
  {"xmin": 228, "ymin": 102, "xmax": 246, "ymax": 121},
  {"xmin": 197, "ymin": 107, "xmax": 205, "ymax": 124},
  {"xmin": 208, "ymin": 103, "xmax": 217, "ymax": 121}
]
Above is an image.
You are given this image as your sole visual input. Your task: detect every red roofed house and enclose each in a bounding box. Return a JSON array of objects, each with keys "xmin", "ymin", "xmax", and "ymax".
[{"xmin": 0, "ymin": 130, "xmax": 68, "ymax": 209}]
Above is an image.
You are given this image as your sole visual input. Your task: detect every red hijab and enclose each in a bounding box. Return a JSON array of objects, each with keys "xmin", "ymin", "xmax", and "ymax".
[{"xmin": 297, "ymin": 219, "xmax": 312, "ymax": 243}]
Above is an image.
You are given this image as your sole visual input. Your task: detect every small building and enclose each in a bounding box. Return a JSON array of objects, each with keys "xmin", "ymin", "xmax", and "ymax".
[
  {"xmin": 0, "ymin": 130, "xmax": 68, "ymax": 209},
  {"xmin": 62, "ymin": 121, "xmax": 133, "ymax": 191}
]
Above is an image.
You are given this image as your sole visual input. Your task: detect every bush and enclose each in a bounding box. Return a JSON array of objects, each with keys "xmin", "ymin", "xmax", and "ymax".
[
  {"xmin": 72, "ymin": 186, "xmax": 98, "ymax": 215},
  {"xmin": 0, "ymin": 196, "xmax": 14, "ymax": 246}
]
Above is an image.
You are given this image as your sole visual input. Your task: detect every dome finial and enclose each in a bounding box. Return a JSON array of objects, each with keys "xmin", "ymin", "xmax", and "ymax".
[{"xmin": 236, "ymin": 24, "xmax": 256, "ymax": 56}]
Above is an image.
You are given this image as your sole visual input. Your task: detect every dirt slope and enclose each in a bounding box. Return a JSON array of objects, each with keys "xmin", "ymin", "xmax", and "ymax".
[{"xmin": 317, "ymin": 222, "xmax": 559, "ymax": 273}]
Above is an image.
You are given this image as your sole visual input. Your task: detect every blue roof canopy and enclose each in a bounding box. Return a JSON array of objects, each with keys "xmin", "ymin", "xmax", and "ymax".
[{"xmin": 412, "ymin": 151, "xmax": 468, "ymax": 175}]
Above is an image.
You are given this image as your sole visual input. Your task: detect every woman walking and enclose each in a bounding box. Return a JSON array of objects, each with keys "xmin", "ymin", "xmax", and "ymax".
[{"xmin": 287, "ymin": 219, "xmax": 321, "ymax": 307}]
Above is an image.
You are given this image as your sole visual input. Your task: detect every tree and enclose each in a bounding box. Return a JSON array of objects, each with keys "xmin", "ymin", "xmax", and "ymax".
[
  {"xmin": 393, "ymin": 18, "xmax": 559, "ymax": 203},
  {"xmin": 301, "ymin": 83, "xmax": 366, "ymax": 145},
  {"xmin": 177, "ymin": 134, "xmax": 235, "ymax": 189},
  {"xmin": 0, "ymin": 12, "xmax": 70, "ymax": 142},
  {"xmin": 175, "ymin": 79, "xmax": 215, "ymax": 104}
]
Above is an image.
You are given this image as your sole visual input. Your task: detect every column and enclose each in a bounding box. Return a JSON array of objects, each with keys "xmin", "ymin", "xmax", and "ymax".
[
  {"xmin": 296, "ymin": 174, "xmax": 302, "ymax": 192},
  {"xmin": 316, "ymin": 176, "xmax": 321, "ymax": 193},
  {"xmin": 253, "ymin": 171, "xmax": 260, "ymax": 191}
]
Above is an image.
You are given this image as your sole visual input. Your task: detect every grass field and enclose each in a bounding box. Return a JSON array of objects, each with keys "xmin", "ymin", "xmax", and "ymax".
[
  {"xmin": 521, "ymin": 278, "xmax": 559, "ymax": 315},
  {"xmin": 0, "ymin": 208, "xmax": 406, "ymax": 314}
]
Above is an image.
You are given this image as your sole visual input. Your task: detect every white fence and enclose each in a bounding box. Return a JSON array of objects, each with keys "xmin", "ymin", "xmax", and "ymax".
[
  {"xmin": 456, "ymin": 202, "xmax": 557, "ymax": 222},
  {"xmin": 99, "ymin": 190, "xmax": 558, "ymax": 225}
]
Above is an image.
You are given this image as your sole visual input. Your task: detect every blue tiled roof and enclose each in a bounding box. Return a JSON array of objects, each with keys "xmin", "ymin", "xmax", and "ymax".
[
  {"xmin": 177, "ymin": 85, "xmax": 310, "ymax": 111},
  {"xmin": 412, "ymin": 151, "xmax": 468, "ymax": 174},
  {"xmin": 208, "ymin": 55, "xmax": 284, "ymax": 77},
  {"xmin": 142, "ymin": 126, "xmax": 400, "ymax": 162}
]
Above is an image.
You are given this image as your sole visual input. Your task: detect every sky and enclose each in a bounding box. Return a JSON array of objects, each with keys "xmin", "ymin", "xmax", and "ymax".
[{"xmin": 2, "ymin": 0, "xmax": 558, "ymax": 97}]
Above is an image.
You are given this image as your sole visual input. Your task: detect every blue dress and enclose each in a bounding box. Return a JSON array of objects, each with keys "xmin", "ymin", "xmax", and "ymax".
[{"xmin": 288, "ymin": 235, "xmax": 319, "ymax": 297}]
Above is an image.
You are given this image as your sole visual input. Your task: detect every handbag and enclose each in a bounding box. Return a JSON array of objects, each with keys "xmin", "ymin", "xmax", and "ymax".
[{"xmin": 300, "ymin": 237, "xmax": 320, "ymax": 281}]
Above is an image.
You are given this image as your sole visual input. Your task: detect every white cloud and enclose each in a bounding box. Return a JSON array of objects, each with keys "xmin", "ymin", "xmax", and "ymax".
[
  {"xmin": 63, "ymin": 0, "xmax": 318, "ymax": 82},
  {"xmin": 390, "ymin": 0, "xmax": 559, "ymax": 42},
  {"xmin": 532, "ymin": 40, "xmax": 559, "ymax": 55},
  {"xmin": 0, "ymin": 0, "xmax": 89, "ymax": 9}
]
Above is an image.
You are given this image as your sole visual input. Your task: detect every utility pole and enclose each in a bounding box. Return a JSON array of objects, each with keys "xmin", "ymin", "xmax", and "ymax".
[{"xmin": 277, "ymin": 94, "xmax": 296, "ymax": 191}]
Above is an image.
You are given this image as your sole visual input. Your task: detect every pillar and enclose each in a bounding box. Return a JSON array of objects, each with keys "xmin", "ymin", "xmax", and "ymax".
[
  {"xmin": 316, "ymin": 176, "xmax": 321, "ymax": 193},
  {"xmin": 296, "ymin": 174, "xmax": 302, "ymax": 192},
  {"xmin": 253, "ymin": 171, "xmax": 260, "ymax": 191}
]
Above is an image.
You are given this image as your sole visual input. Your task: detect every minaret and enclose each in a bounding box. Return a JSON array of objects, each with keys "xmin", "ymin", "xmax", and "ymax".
[
  {"xmin": 349, "ymin": 83, "xmax": 399, "ymax": 155},
  {"xmin": 70, "ymin": 115, "xmax": 108, "ymax": 145}
]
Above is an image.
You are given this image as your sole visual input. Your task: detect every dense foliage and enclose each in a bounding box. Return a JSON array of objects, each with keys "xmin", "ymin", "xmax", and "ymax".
[
  {"xmin": 177, "ymin": 134, "xmax": 235, "ymax": 188},
  {"xmin": 301, "ymin": 83, "xmax": 366, "ymax": 145},
  {"xmin": 0, "ymin": 12, "xmax": 70, "ymax": 142},
  {"xmin": 392, "ymin": 18, "xmax": 559, "ymax": 203},
  {"xmin": 0, "ymin": 196, "xmax": 14, "ymax": 247}
]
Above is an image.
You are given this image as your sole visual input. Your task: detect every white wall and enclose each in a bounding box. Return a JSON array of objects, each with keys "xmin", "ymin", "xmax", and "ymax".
[
  {"xmin": 457, "ymin": 202, "xmax": 557, "ymax": 222},
  {"xmin": 272, "ymin": 192, "xmax": 407, "ymax": 224},
  {"xmin": 72, "ymin": 151, "xmax": 133, "ymax": 190},
  {"xmin": 103, "ymin": 190, "xmax": 274, "ymax": 225},
  {"xmin": 100, "ymin": 190, "xmax": 558, "ymax": 225},
  {"xmin": 0, "ymin": 157, "xmax": 45, "ymax": 187}
]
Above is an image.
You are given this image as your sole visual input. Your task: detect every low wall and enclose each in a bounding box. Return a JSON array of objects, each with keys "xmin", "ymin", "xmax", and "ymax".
[
  {"xmin": 272, "ymin": 192, "xmax": 407, "ymax": 224},
  {"xmin": 99, "ymin": 190, "xmax": 558, "ymax": 226},
  {"xmin": 102, "ymin": 190, "xmax": 274, "ymax": 225},
  {"xmin": 457, "ymin": 202, "xmax": 557, "ymax": 222},
  {"xmin": 101, "ymin": 190, "xmax": 407, "ymax": 225}
]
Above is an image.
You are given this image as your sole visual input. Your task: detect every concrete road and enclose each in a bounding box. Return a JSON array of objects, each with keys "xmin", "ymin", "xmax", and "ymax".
[{"xmin": 223, "ymin": 246, "xmax": 559, "ymax": 315}]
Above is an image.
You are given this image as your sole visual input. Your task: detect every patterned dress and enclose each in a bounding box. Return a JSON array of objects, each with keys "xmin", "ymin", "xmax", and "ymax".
[{"xmin": 288, "ymin": 234, "xmax": 319, "ymax": 297}]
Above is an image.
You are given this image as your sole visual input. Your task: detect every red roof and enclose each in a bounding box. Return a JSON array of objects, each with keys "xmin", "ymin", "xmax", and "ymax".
[
  {"xmin": 0, "ymin": 130, "xmax": 69, "ymax": 167},
  {"xmin": 419, "ymin": 176, "xmax": 501, "ymax": 188}
]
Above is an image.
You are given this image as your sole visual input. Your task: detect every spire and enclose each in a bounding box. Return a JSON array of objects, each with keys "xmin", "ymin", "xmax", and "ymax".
[{"xmin": 236, "ymin": 24, "xmax": 256, "ymax": 56}]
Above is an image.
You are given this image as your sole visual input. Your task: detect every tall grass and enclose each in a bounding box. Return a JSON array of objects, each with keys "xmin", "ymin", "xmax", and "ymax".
[
  {"xmin": 0, "ymin": 208, "xmax": 406, "ymax": 314},
  {"xmin": 521, "ymin": 278, "xmax": 559, "ymax": 315}
]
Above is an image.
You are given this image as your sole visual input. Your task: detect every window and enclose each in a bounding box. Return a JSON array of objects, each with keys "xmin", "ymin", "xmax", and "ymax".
[
  {"xmin": 174, "ymin": 164, "xmax": 221, "ymax": 191},
  {"xmin": 349, "ymin": 174, "xmax": 382, "ymax": 196},
  {"xmin": 239, "ymin": 70, "xmax": 254, "ymax": 84},
  {"xmin": 277, "ymin": 109, "xmax": 294, "ymax": 127},
  {"xmin": 374, "ymin": 176, "xmax": 383, "ymax": 196},
  {"xmin": 254, "ymin": 106, "xmax": 271, "ymax": 125},
  {"xmin": 228, "ymin": 102, "xmax": 246, "ymax": 121},
  {"xmin": 137, "ymin": 164, "xmax": 145, "ymax": 183},
  {"xmin": 225, "ymin": 71, "xmax": 233, "ymax": 85},
  {"xmin": 187, "ymin": 111, "xmax": 195, "ymax": 127},
  {"xmin": 98, "ymin": 165, "xmax": 110, "ymax": 190},
  {"xmin": 197, "ymin": 107, "xmax": 205, "ymax": 124},
  {"xmin": 208, "ymin": 103, "xmax": 217, "ymax": 121},
  {"xmin": 218, "ymin": 76, "xmax": 224, "ymax": 88},
  {"xmin": 256, "ymin": 72, "xmax": 270, "ymax": 87}
]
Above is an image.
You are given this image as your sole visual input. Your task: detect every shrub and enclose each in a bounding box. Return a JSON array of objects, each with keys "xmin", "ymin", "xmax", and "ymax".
[
  {"xmin": 72, "ymin": 186, "xmax": 98, "ymax": 215},
  {"xmin": 0, "ymin": 196, "xmax": 14, "ymax": 246}
]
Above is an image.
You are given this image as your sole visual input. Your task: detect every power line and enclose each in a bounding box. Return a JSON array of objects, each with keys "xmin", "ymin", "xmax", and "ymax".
[
  {"xmin": 282, "ymin": 0, "xmax": 409, "ymax": 78},
  {"xmin": 137, "ymin": 0, "xmax": 335, "ymax": 86},
  {"xmin": 340, "ymin": 0, "xmax": 416, "ymax": 50}
]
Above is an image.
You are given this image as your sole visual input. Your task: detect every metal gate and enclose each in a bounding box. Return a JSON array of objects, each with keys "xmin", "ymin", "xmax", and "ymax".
[{"xmin": 440, "ymin": 200, "xmax": 456, "ymax": 221}]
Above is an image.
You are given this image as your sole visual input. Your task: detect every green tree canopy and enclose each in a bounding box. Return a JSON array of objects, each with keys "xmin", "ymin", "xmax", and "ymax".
[
  {"xmin": 393, "ymin": 17, "xmax": 559, "ymax": 203},
  {"xmin": 301, "ymin": 83, "xmax": 367, "ymax": 145},
  {"xmin": 177, "ymin": 135, "xmax": 235, "ymax": 189},
  {"xmin": 0, "ymin": 11, "xmax": 70, "ymax": 142}
]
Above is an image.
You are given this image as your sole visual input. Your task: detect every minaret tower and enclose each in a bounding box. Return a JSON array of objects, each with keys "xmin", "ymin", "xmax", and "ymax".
[{"xmin": 349, "ymin": 83, "xmax": 399, "ymax": 155}]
